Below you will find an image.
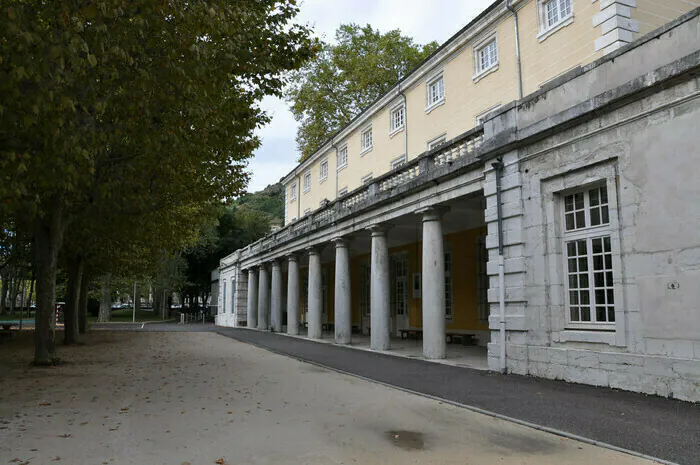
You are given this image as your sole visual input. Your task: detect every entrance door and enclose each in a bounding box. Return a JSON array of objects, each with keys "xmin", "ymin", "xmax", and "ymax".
[{"xmin": 394, "ymin": 255, "xmax": 409, "ymax": 335}]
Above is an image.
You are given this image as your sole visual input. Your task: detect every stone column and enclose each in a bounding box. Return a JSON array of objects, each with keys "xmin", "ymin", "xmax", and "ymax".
[
  {"xmin": 369, "ymin": 225, "xmax": 390, "ymax": 351},
  {"xmin": 333, "ymin": 237, "xmax": 352, "ymax": 344},
  {"xmin": 307, "ymin": 247, "xmax": 323, "ymax": 339},
  {"xmin": 420, "ymin": 207, "xmax": 446, "ymax": 359},
  {"xmin": 257, "ymin": 264, "xmax": 270, "ymax": 330},
  {"xmin": 246, "ymin": 268, "xmax": 258, "ymax": 328},
  {"xmin": 270, "ymin": 260, "xmax": 283, "ymax": 332},
  {"xmin": 286, "ymin": 254, "xmax": 300, "ymax": 335}
]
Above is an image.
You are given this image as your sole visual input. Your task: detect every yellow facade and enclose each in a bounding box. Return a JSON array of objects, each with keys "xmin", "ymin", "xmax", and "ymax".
[{"xmin": 283, "ymin": 0, "xmax": 700, "ymax": 225}]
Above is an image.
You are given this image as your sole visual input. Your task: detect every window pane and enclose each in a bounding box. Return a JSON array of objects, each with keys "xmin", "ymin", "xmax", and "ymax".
[
  {"xmin": 591, "ymin": 208, "xmax": 601, "ymax": 226},
  {"xmin": 604, "ymin": 236, "xmax": 611, "ymax": 252},
  {"xmin": 596, "ymin": 289, "xmax": 606, "ymax": 304},
  {"xmin": 590, "ymin": 188, "xmax": 599, "ymax": 206},
  {"xmin": 592, "ymin": 238, "xmax": 603, "ymax": 254},
  {"xmin": 581, "ymin": 306, "xmax": 591, "ymax": 321},
  {"xmin": 567, "ymin": 242, "xmax": 576, "ymax": 256},
  {"xmin": 570, "ymin": 307, "xmax": 580, "ymax": 321},
  {"xmin": 602, "ymin": 206, "xmax": 610, "ymax": 224},
  {"xmin": 607, "ymin": 289, "xmax": 615, "ymax": 305},
  {"xmin": 568, "ymin": 258, "xmax": 577, "ymax": 272},
  {"xmin": 570, "ymin": 291, "xmax": 579, "ymax": 305},
  {"xmin": 575, "ymin": 211, "xmax": 585, "ymax": 229},
  {"xmin": 606, "ymin": 271, "xmax": 614, "ymax": 286},
  {"xmin": 581, "ymin": 291, "xmax": 590, "ymax": 305},
  {"xmin": 568, "ymin": 275, "xmax": 578, "ymax": 288},
  {"xmin": 608, "ymin": 308, "xmax": 615, "ymax": 322},
  {"xmin": 577, "ymin": 241, "xmax": 587, "ymax": 255},
  {"xmin": 578, "ymin": 257, "xmax": 588, "ymax": 272},
  {"xmin": 566, "ymin": 214, "xmax": 575, "ymax": 231},
  {"xmin": 574, "ymin": 193, "xmax": 584, "ymax": 209},
  {"xmin": 565, "ymin": 195, "xmax": 574, "ymax": 212},
  {"xmin": 596, "ymin": 306, "xmax": 607, "ymax": 322},
  {"xmin": 593, "ymin": 255, "xmax": 603, "ymax": 270},
  {"xmin": 579, "ymin": 274, "xmax": 589, "ymax": 289}
]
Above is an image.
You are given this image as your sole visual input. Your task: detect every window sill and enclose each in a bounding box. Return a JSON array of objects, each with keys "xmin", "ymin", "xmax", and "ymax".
[
  {"xmin": 389, "ymin": 126, "xmax": 404, "ymax": 139},
  {"xmin": 319, "ymin": 177, "xmax": 327, "ymax": 185},
  {"xmin": 360, "ymin": 146, "xmax": 373, "ymax": 157},
  {"xmin": 337, "ymin": 164, "xmax": 347, "ymax": 173},
  {"xmin": 472, "ymin": 63, "xmax": 499, "ymax": 83},
  {"xmin": 559, "ymin": 329, "xmax": 616, "ymax": 345},
  {"xmin": 425, "ymin": 98, "xmax": 445, "ymax": 114},
  {"xmin": 289, "ymin": 198, "xmax": 296, "ymax": 204},
  {"xmin": 537, "ymin": 15, "xmax": 574, "ymax": 42},
  {"xmin": 303, "ymin": 188, "xmax": 310, "ymax": 194}
]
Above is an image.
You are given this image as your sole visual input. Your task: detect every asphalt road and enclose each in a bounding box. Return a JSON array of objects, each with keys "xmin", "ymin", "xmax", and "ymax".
[{"xmin": 97, "ymin": 322, "xmax": 700, "ymax": 464}]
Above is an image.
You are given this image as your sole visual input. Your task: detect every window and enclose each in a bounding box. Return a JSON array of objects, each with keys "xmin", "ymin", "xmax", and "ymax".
[
  {"xmin": 563, "ymin": 185, "xmax": 615, "ymax": 326},
  {"xmin": 390, "ymin": 104, "xmax": 405, "ymax": 134},
  {"xmin": 360, "ymin": 263, "xmax": 371, "ymax": 317},
  {"xmin": 222, "ymin": 280, "xmax": 226, "ymax": 314},
  {"xmin": 290, "ymin": 182, "xmax": 297, "ymax": 201},
  {"xmin": 337, "ymin": 145, "xmax": 348, "ymax": 170},
  {"xmin": 361, "ymin": 173, "xmax": 373, "ymax": 184},
  {"xmin": 445, "ymin": 248, "xmax": 453, "ymax": 319},
  {"xmin": 539, "ymin": 0, "xmax": 573, "ymax": 39},
  {"xmin": 303, "ymin": 208, "xmax": 311, "ymax": 216},
  {"xmin": 475, "ymin": 38, "xmax": 498, "ymax": 76},
  {"xmin": 319, "ymin": 159, "xmax": 328, "ymax": 182},
  {"xmin": 428, "ymin": 135, "xmax": 447, "ymax": 150},
  {"xmin": 303, "ymin": 171, "xmax": 311, "ymax": 192},
  {"xmin": 426, "ymin": 74, "xmax": 445, "ymax": 111},
  {"xmin": 391, "ymin": 155, "xmax": 406, "ymax": 170},
  {"xmin": 338, "ymin": 187, "xmax": 348, "ymax": 196},
  {"xmin": 230, "ymin": 278, "xmax": 236, "ymax": 316},
  {"xmin": 360, "ymin": 127, "xmax": 373, "ymax": 154}
]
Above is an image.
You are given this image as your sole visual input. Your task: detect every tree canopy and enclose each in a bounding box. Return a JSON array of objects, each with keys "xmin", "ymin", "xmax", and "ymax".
[
  {"xmin": 0, "ymin": 1, "xmax": 316, "ymax": 363},
  {"xmin": 286, "ymin": 23, "xmax": 439, "ymax": 161}
]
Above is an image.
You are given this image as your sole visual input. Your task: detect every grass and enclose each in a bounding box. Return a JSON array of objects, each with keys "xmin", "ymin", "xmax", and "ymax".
[{"xmin": 0, "ymin": 313, "xmax": 34, "ymax": 322}]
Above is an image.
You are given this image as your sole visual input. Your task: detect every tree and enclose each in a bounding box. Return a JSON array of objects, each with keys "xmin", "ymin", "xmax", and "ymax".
[
  {"xmin": 286, "ymin": 24, "xmax": 438, "ymax": 161},
  {"xmin": 0, "ymin": 1, "xmax": 316, "ymax": 364}
]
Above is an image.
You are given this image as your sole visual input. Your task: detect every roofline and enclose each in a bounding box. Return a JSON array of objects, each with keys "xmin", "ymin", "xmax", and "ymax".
[{"xmin": 280, "ymin": 0, "xmax": 509, "ymax": 185}]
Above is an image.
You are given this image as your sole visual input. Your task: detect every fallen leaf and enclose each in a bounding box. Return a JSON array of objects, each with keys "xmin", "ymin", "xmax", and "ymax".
[{"xmin": 39, "ymin": 402, "xmax": 52, "ymax": 406}]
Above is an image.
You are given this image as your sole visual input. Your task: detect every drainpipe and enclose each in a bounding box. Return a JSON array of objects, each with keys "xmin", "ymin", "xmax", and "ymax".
[
  {"xmin": 491, "ymin": 159, "xmax": 507, "ymax": 374},
  {"xmin": 506, "ymin": 0, "xmax": 524, "ymax": 100},
  {"xmin": 398, "ymin": 84, "xmax": 408, "ymax": 160}
]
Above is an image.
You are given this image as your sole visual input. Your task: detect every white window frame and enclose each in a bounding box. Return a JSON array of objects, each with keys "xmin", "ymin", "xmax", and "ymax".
[
  {"xmin": 562, "ymin": 184, "xmax": 616, "ymax": 330},
  {"xmin": 338, "ymin": 187, "xmax": 348, "ymax": 196},
  {"xmin": 221, "ymin": 280, "xmax": 227, "ymax": 314},
  {"xmin": 425, "ymin": 72, "xmax": 445, "ymax": 113},
  {"xmin": 303, "ymin": 171, "xmax": 311, "ymax": 193},
  {"xmin": 230, "ymin": 277, "xmax": 236, "ymax": 318},
  {"xmin": 476, "ymin": 103, "xmax": 502, "ymax": 125},
  {"xmin": 319, "ymin": 158, "xmax": 328, "ymax": 183},
  {"xmin": 427, "ymin": 134, "xmax": 447, "ymax": 150},
  {"xmin": 289, "ymin": 182, "xmax": 297, "ymax": 202},
  {"xmin": 360, "ymin": 126, "xmax": 373, "ymax": 156},
  {"xmin": 337, "ymin": 144, "xmax": 348, "ymax": 171},
  {"xmin": 537, "ymin": 0, "xmax": 574, "ymax": 42},
  {"xmin": 303, "ymin": 208, "xmax": 311, "ymax": 216},
  {"xmin": 361, "ymin": 173, "xmax": 373, "ymax": 184},
  {"xmin": 391, "ymin": 155, "xmax": 407, "ymax": 170},
  {"xmin": 389, "ymin": 103, "xmax": 405, "ymax": 136},
  {"xmin": 473, "ymin": 36, "xmax": 499, "ymax": 82}
]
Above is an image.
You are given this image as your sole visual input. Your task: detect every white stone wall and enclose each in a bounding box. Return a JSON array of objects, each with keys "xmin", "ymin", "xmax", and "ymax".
[{"xmin": 493, "ymin": 73, "xmax": 700, "ymax": 402}]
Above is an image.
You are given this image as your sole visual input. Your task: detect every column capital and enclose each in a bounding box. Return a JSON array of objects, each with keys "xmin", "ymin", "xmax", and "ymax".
[
  {"xmin": 270, "ymin": 258, "xmax": 282, "ymax": 269},
  {"xmin": 286, "ymin": 253, "xmax": 300, "ymax": 262},
  {"xmin": 306, "ymin": 245, "xmax": 322, "ymax": 256},
  {"xmin": 367, "ymin": 223, "xmax": 390, "ymax": 237},
  {"xmin": 332, "ymin": 236, "xmax": 350, "ymax": 248},
  {"xmin": 416, "ymin": 206, "xmax": 449, "ymax": 222}
]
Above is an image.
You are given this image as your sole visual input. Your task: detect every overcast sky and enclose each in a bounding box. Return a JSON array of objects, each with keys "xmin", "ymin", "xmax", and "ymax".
[{"xmin": 245, "ymin": 0, "xmax": 495, "ymax": 192}]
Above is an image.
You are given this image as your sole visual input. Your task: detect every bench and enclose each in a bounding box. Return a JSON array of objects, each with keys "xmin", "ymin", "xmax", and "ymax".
[
  {"xmin": 399, "ymin": 328, "xmax": 423, "ymax": 340},
  {"xmin": 1, "ymin": 323, "xmax": 14, "ymax": 331},
  {"xmin": 446, "ymin": 332, "xmax": 476, "ymax": 345}
]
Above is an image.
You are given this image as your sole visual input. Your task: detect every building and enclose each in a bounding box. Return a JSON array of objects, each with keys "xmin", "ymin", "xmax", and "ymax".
[{"xmin": 216, "ymin": 2, "xmax": 700, "ymax": 402}]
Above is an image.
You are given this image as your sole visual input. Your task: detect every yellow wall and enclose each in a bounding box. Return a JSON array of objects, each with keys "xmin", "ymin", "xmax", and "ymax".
[{"xmin": 632, "ymin": 0, "xmax": 700, "ymax": 36}]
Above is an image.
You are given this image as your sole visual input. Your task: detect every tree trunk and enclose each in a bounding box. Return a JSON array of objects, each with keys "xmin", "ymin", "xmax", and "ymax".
[
  {"xmin": 98, "ymin": 274, "xmax": 111, "ymax": 322},
  {"xmin": 64, "ymin": 257, "xmax": 83, "ymax": 344},
  {"xmin": 33, "ymin": 202, "xmax": 65, "ymax": 365},
  {"xmin": 27, "ymin": 277, "xmax": 35, "ymax": 317},
  {"xmin": 134, "ymin": 283, "xmax": 141, "ymax": 313},
  {"xmin": 0, "ymin": 270, "xmax": 7, "ymax": 315},
  {"xmin": 8, "ymin": 273, "xmax": 17, "ymax": 315},
  {"xmin": 78, "ymin": 270, "xmax": 89, "ymax": 334}
]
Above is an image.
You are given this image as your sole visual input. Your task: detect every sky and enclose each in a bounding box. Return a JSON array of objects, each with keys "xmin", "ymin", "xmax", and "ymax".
[{"xmin": 245, "ymin": 0, "xmax": 496, "ymax": 193}]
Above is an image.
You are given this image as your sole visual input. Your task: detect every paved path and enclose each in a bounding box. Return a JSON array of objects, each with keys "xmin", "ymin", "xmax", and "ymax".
[{"xmin": 213, "ymin": 327, "xmax": 700, "ymax": 465}]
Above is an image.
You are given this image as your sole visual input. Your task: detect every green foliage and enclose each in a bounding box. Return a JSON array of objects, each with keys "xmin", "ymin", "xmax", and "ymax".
[{"xmin": 286, "ymin": 23, "xmax": 438, "ymax": 161}]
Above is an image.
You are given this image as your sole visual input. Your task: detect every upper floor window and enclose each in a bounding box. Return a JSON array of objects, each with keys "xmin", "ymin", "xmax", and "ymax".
[
  {"xmin": 361, "ymin": 173, "xmax": 373, "ymax": 185},
  {"xmin": 428, "ymin": 134, "xmax": 447, "ymax": 150},
  {"xmin": 563, "ymin": 185, "xmax": 615, "ymax": 327},
  {"xmin": 319, "ymin": 159, "xmax": 328, "ymax": 182},
  {"xmin": 338, "ymin": 187, "xmax": 348, "ymax": 196},
  {"xmin": 337, "ymin": 145, "xmax": 348, "ymax": 170},
  {"xmin": 360, "ymin": 127, "xmax": 373, "ymax": 155},
  {"xmin": 303, "ymin": 171, "xmax": 311, "ymax": 192},
  {"xmin": 390, "ymin": 104, "xmax": 405, "ymax": 134},
  {"xmin": 426, "ymin": 73, "xmax": 445, "ymax": 112},
  {"xmin": 475, "ymin": 38, "xmax": 498, "ymax": 77},
  {"xmin": 391, "ymin": 155, "xmax": 406, "ymax": 170},
  {"xmin": 538, "ymin": 0, "xmax": 573, "ymax": 40},
  {"xmin": 290, "ymin": 182, "xmax": 297, "ymax": 201},
  {"xmin": 303, "ymin": 208, "xmax": 311, "ymax": 216}
]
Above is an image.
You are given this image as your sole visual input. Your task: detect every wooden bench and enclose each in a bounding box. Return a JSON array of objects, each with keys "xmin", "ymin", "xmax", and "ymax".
[
  {"xmin": 399, "ymin": 328, "xmax": 423, "ymax": 340},
  {"xmin": 446, "ymin": 332, "xmax": 475, "ymax": 345},
  {"xmin": 1, "ymin": 323, "xmax": 14, "ymax": 331}
]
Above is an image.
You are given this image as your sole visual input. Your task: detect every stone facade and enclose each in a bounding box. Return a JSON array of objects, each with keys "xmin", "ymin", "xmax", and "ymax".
[{"xmin": 217, "ymin": 11, "xmax": 700, "ymax": 402}]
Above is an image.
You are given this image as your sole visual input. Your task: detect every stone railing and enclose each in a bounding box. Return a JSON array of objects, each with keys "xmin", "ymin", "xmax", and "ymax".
[{"xmin": 223, "ymin": 127, "xmax": 484, "ymax": 269}]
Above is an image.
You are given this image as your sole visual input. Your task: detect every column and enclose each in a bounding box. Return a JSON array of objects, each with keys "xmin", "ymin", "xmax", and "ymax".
[
  {"xmin": 307, "ymin": 247, "xmax": 323, "ymax": 339},
  {"xmin": 333, "ymin": 237, "xmax": 351, "ymax": 344},
  {"xmin": 257, "ymin": 264, "xmax": 270, "ymax": 330},
  {"xmin": 287, "ymin": 254, "xmax": 300, "ymax": 336},
  {"xmin": 420, "ymin": 207, "xmax": 446, "ymax": 359},
  {"xmin": 270, "ymin": 260, "xmax": 283, "ymax": 332},
  {"xmin": 246, "ymin": 268, "xmax": 258, "ymax": 328},
  {"xmin": 369, "ymin": 225, "xmax": 390, "ymax": 351}
]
